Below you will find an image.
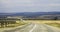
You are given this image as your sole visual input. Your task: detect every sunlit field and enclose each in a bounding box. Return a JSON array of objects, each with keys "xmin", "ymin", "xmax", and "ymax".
[
  {"xmin": 24, "ymin": 20, "xmax": 60, "ymax": 28},
  {"xmin": 0, "ymin": 20, "xmax": 60, "ymax": 32},
  {"xmin": 0, "ymin": 20, "xmax": 60, "ymax": 29},
  {"xmin": 25, "ymin": 20, "xmax": 60, "ymax": 23}
]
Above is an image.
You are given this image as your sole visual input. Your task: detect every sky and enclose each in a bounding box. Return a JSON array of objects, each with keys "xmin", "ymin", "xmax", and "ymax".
[{"xmin": 0, "ymin": 0, "xmax": 60, "ymax": 13}]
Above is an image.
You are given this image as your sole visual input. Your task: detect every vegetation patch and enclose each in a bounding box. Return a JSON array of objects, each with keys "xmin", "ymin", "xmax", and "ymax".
[
  {"xmin": 45, "ymin": 23, "xmax": 60, "ymax": 28},
  {"xmin": 0, "ymin": 21, "xmax": 27, "ymax": 28}
]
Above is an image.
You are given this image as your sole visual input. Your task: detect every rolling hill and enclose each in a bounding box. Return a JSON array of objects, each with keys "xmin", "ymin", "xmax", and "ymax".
[{"xmin": 0, "ymin": 12, "xmax": 60, "ymax": 16}]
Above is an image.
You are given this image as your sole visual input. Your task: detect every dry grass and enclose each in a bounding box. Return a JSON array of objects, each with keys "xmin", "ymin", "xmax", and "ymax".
[
  {"xmin": 24, "ymin": 20, "xmax": 60, "ymax": 24},
  {"xmin": 25, "ymin": 20, "xmax": 60, "ymax": 28},
  {"xmin": 45, "ymin": 23, "xmax": 60, "ymax": 28}
]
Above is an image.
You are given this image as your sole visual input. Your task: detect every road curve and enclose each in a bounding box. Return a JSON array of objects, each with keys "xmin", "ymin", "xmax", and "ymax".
[{"xmin": 3, "ymin": 24, "xmax": 60, "ymax": 32}]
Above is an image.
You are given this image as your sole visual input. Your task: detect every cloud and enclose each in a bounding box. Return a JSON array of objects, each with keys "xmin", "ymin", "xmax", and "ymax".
[
  {"xmin": 49, "ymin": 4, "xmax": 60, "ymax": 6},
  {"xmin": 0, "ymin": 0, "xmax": 60, "ymax": 13}
]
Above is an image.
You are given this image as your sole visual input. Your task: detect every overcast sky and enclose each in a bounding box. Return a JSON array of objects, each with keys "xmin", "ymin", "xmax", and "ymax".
[{"xmin": 0, "ymin": 0, "xmax": 60, "ymax": 13}]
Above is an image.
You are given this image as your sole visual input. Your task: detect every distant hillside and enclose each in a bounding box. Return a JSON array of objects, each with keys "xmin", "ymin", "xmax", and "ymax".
[
  {"xmin": 0, "ymin": 12, "xmax": 60, "ymax": 16},
  {"xmin": 11, "ymin": 12, "xmax": 60, "ymax": 16}
]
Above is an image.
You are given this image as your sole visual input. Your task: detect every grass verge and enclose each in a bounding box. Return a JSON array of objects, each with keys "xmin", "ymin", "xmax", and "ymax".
[{"xmin": 45, "ymin": 23, "xmax": 60, "ymax": 28}]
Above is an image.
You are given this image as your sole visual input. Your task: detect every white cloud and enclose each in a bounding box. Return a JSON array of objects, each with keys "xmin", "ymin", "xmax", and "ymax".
[
  {"xmin": 0, "ymin": 0, "xmax": 60, "ymax": 13},
  {"xmin": 49, "ymin": 4, "xmax": 60, "ymax": 6}
]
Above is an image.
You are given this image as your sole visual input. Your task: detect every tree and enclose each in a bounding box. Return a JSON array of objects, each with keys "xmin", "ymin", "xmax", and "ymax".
[{"xmin": 54, "ymin": 16, "xmax": 58, "ymax": 20}]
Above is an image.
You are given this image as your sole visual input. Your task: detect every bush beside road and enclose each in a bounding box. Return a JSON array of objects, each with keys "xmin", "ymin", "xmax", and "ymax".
[{"xmin": 0, "ymin": 21, "xmax": 29, "ymax": 32}]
